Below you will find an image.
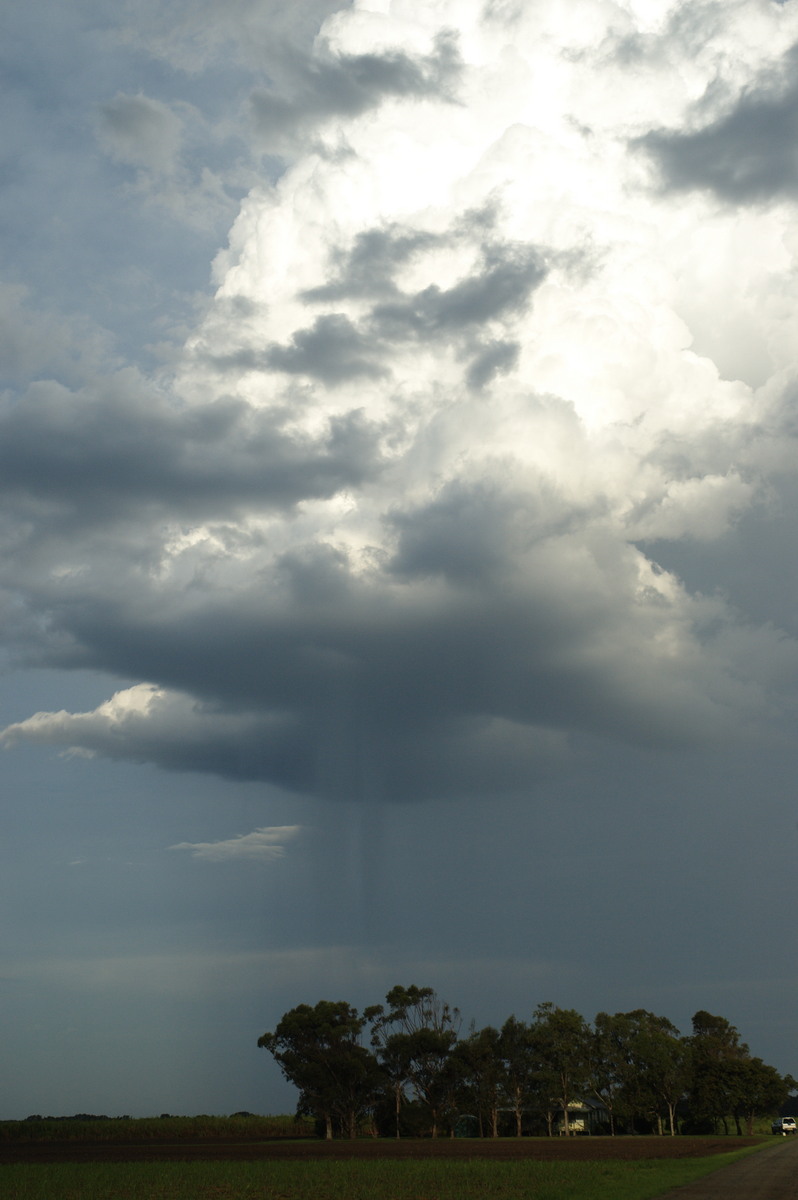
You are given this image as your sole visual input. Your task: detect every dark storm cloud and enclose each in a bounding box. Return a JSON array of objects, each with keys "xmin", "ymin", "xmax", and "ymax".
[
  {"xmin": 300, "ymin": 218, "xmax": 543, "ymax": 332},
  {"xmin": 9, "ymin": 569, "xmax": 729, "ymax": 801},
  {"xmin": 370, "ymin": 244, "xmax": 546, "ymax": 337},
  {"xmin": 302, "ymin": 226, "xmax": 441, "ymax": 302},
  {"xmin": 636, "ymin": 46, "xmax": 798, "ymax": 202},
  {"xmin": 386, "ymin": 479, "xmax": 578, "ymax": 585},
  {"xmin": 249, "ymin": 31, "xmax": 462, "ymax": 151},
  {"xmin": 265, "ymin": 313, "xmax": 386, "ymax": 383},
  {"xmin": 0, "ymin": 377, "xmax": 381, "ymax": 525},
  {"xmin": 6, "ymin": 449, "xmax": 760, "ymax": 803},
  {"xmin": 1, "ymin": 680, "xmax": 564, "ymax": 802},
  {"xmin": 214, "ymin": 237, "xmax": 544, "ymax": 384},
  {"xmin": 465, "ymin": 339, "xmax": 520, "ymax": 389}
]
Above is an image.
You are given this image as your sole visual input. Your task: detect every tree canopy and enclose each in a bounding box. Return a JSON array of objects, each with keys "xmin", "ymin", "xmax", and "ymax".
[
  {"xmin": 258, "ymin": 991, "xmax": 794, "ymax": 1139},
  {"xmin": 257, "ymin": 1000, "xmax": 382, "ymax": 1139}
]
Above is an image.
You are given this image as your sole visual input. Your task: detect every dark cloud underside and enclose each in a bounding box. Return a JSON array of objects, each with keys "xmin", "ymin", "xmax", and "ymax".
[{"xmin": 637, "ymin": 52, "xmax": 798, "ymax": 202}]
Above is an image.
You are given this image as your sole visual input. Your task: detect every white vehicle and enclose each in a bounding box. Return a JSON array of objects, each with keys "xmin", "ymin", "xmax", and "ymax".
[{"xmin": 771, "ymin": 1117, "xmax": 797, "ymax": 1135}]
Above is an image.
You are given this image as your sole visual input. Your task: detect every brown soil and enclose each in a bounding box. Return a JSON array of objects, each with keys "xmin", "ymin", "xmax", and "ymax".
[{"xmin": 0, "ymin": 1135, "xmax": 765, "ymax": 1165}]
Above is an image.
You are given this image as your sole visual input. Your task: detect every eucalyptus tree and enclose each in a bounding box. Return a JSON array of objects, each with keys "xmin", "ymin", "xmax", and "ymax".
[
  {"xmin": 367, "ymin": 985, "xmax": 461, "ymax": 1137},
  {"xmin": 450, "ymin": 1024, "xmax": 504, "ymax": 1137},
  {"xmin": 258, "ymin": 1000, "xmax": 382, "ymax": 1139},
  {"xmin": 687, "ymin": 1010, "xmax": 750, "ymax": 1134},
  {"xmin": 530, "ymin": 1003, "xmax": 592, "ymax": 1136},
  {"xmin": 621, "ymin": 1010, "xmax": 688, "ymax": 1135},
  {"xmin": 590, "ymin": 1011, "xmax": 628, "ymax": 1135},
  {"xmin": 729, "ymin": 1057, "xmax": 793, "ymax": 1136},
  {"xmin": 498, "ymin": 1015, "xmax": 536, "ymax": 1136}
]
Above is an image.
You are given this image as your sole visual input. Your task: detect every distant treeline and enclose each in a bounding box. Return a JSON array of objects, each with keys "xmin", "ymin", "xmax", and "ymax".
[
  {"xmin": 259, "ymin": 986, "xmax": 796, "ymax": 1140},
  {"xmin": 20, "ymin": 1113, "xmax": 131, "ymax": 1122},
  {"xmin": 0, "ymin": 1114, "xmax": 314, "ymax": 1144}
]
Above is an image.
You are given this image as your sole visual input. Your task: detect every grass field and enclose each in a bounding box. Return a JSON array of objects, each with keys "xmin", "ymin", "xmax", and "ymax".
[{"xmin": 0, "ymin": 1144, "xmax": 768, "ymax": 1200}]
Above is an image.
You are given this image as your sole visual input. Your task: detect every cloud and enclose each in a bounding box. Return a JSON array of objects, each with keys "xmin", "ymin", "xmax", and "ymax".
[
  {"xmin": 636, "ymin": 48, "xmax": 798, "ymax": 203},
  {"xmin": 2, "ymin": 0, "xmax": 798, "ymax": 807},
  {"xmin": 94, "ymin": 91, "xmax": 241, "ymax": 234},
  {"xmin": 109, "ymin": 0, "xmax": 357, "ymax": 77},
  {"xmin": 369, "ymin": 241, "xmax": 546, "ymax": 338},
  {"xmin": 170, "ymin": 825, "xmax": 302, "ymax": 861},
  {"xmin": 265, "ymin": 313, "xmax": 387, "ymax": 383},
  {"xmin": 0, "ymin": 372, "xmax": 382, "ymax": 532},
  {"xmin": 465, "ymin": 339, "xmax": 519, "ymax": 390},
  {"xmin": 98, "ymin": 93, "xmax": 184, "ymax": 174},
  {"xmin": 302, "ymin": 225, "xmax": 440, "ymax": 303},
  {"xmin": 249, "ymin": 30, "xmax": 462, "ymax": 154},
  {"xmin": 0, "ymin": 285, "xmax": 116, "ymax": 389},
  {"xmin": 206, "ymin": 225, "xmax": 545, "ymax": 386},
  {"xmin": 624, "ymin": 473, "xmax": 755, "ymax": 542}
]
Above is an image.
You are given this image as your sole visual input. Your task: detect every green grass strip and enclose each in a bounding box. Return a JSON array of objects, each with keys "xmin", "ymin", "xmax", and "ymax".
[{"xmin": 0, "ymin": 1146, "xmax": 767, "ymax": 1200}]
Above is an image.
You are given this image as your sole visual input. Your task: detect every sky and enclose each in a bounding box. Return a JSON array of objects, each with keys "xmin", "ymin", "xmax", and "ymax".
[{"xmin": 1, "ymin": 0, "xmax": 797, "ymax": 1120}]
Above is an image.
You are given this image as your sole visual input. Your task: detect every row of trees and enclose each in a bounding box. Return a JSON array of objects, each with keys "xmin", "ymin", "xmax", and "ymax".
[{"xmin": 258, "ymin": 987, "xmax": 794, "ymax": 1140}]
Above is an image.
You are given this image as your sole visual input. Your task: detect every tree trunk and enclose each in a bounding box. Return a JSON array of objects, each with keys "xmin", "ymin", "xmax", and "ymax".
[{"xmin": 324, "ymin": 1114, "xmax": 333, "ymax": 1140}]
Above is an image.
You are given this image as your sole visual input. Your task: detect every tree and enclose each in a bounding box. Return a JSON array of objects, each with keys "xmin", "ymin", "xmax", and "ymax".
[
  {"xmin": 498, "ymin": 1016, "xmax": 536, "ymax": 1136},
  {"xmin": 730, "ymin": 1057, "xmax": 793, "ymax": 1136},
  {"xmin": 450, "ymin": 1025, "xmax": 503, "ymax": 1137},
  {"xmin": 618, "ymin": 1010, "xmax": 688, "ymax": 1135},
  {"xmin": 367, "ymin": 985, "xmax": 461, "ymax": 1137},
  {"xmin": 530, "ymin": 1003, "xmax": 592, "ymax": 1136},
  {"xmin": 590, "ymin": 1012, "xmax": 629, "ymax": 1135},
  {"xmin": 687, "ymin": 1010, "xmax": 749, "ymax": 1134},
  {"xmin": 686, "ymin": 1010, "xmax": 793, "ymax": 1136},
  {"xmin": 258, "ymin": 1000, "xmax": 381, "ymax": 1139}
]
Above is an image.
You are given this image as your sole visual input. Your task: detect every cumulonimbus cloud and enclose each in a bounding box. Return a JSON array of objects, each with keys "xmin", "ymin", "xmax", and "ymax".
[{"xmin": 2, "ymin": 0, "xmax": 798, "ymax": 805}]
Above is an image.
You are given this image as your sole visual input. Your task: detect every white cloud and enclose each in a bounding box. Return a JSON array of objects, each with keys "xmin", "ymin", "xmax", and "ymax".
[
  {"xmin": 624, "ymin": 473, "xmax": 756, "ymax": 542},
  {"xmin": 170, "ymin": 825, "xmax": 302, "ymax": 861}
]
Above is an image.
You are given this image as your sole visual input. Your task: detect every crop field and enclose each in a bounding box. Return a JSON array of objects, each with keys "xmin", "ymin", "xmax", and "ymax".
[
  {"xmin": 0, "ymin": 1114, "xmax": 314, "ymax": 1145},
  {"xmin": 0, "ymin": 1130, "xmax": 770, "ymax": 1200}
]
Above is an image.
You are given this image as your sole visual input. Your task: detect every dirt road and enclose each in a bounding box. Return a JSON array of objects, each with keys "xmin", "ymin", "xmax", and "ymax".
[{"xmin": 656, "ymin": 1136, "xmax": 798, "ymax": 1199}]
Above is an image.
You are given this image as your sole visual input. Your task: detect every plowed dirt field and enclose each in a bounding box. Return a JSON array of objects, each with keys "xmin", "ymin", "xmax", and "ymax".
[{"xmin": 0, "ymin": 1135, "xmax": 765, "ymax": 1164}]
